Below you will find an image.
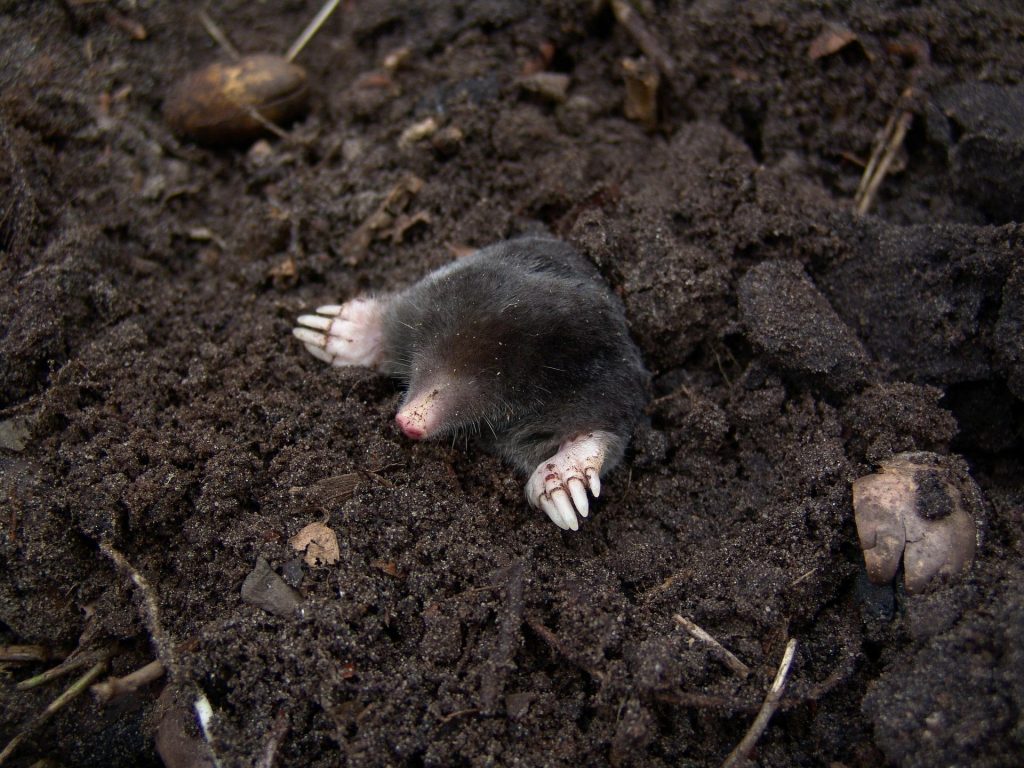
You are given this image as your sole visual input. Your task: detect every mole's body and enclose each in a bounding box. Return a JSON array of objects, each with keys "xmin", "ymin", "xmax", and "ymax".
[{"xmin": 293, "ymin": 237, "xmax": 648, "ymax": 530}]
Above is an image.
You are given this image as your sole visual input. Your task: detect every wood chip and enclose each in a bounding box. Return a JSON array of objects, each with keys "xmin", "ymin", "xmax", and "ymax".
[{"xmin": 808, "ymin": 24, "xmax": 859, "ymax": 60}]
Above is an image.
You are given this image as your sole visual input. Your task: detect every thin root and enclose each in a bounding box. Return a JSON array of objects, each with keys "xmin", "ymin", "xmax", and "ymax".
[
  {"xmin": 854, "ymin": 88, "xmax": 914, "ymax": 215},
  {"xmin": 0, "ymin": 659, "xmax": 108, "ymax": 765},
  {"xmin": 197, "ymin": 10, "xmax": 240, "ymax": 60},
  {"xmin": 721, "ymin": 638, "xmax": 798, "ymax": 768}
]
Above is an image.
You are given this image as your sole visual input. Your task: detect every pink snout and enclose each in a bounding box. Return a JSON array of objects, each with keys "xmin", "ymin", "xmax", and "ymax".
[{"xmin": 395, "ymin": 411, "xmax": 426, "ymax": 440}]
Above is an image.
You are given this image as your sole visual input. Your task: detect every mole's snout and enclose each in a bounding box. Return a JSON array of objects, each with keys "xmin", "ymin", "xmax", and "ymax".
[
  {"xmin": 395, "ymin": 385, "xmax": 446, "ymax": 440},
  {"xmin": 395, "ymin": 412, "xmax": 426, "ymax": 440}
]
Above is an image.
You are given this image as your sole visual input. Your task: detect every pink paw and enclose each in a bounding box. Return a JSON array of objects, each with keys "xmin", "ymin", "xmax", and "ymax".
[
  {"xmin": 525, "ymin": 432, "xmax": 613, "ymax": 531},
  {"xmin": 293, "ymin": 298, "xmax": 385, "ymax": 369}
]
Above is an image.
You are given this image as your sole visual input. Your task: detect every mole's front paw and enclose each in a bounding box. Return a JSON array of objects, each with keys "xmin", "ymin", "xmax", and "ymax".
[
  {"xmin": 293, "ymin": 298, "xmax": 385, "ymax": 369},
  {"xmin": 525, "ymin": 432, "xmax": 614, "ymax": 531}
]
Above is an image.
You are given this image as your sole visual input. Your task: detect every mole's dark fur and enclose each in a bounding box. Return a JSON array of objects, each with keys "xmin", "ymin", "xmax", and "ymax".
[{"xmin": 379, "ymin": 237, "xmax": 649, "ymax": 474}]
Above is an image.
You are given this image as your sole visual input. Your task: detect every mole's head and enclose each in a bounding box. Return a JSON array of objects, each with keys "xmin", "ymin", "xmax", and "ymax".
[{"xmin": 393, "ymin": 349, "xmax": 500, "ymax": 441}]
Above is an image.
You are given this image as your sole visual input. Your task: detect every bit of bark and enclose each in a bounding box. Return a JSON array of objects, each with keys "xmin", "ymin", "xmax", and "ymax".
[
  {"xmin": 622, "ymin": 57, "xmax": 659, "ymax": 129},
  {"xmin": 480, "ymin": 562, "xmax": 526, "ymax": 713},
  {"xmin": 342, "ymin": 174, "xmax": 425, "ymax": 262}
]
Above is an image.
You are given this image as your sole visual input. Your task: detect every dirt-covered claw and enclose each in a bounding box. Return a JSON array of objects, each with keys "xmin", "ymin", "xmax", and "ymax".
[{"xmin": 525, "ymin": 431, "xmax": 616, "ymax": 530}]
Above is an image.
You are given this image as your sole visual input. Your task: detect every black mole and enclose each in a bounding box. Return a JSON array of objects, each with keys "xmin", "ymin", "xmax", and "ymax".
[{"xmin": 293, "ymin": 237, "xmax": 649, "ymax": 530}]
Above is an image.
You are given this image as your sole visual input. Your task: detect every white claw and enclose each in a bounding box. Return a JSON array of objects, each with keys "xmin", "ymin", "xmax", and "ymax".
[
  {"xmin": 305, "ymin": 344, "xmax": 334, "ymax": 364},
  {"xmin": 552, "ymin": 489, "xmax": 578, "ymax": 531},
  {"xmin": 316, "ymin": 304, "xmax": 344, "ymax": 316},
  {"xmin": 293, "ymin": 327, "xmax": 326, "ymax": 347},
  {"xmin": 539, "ymin": 496, "xmax": 567, "ymax": 529},
  {"xmin": 524, "ymin": 431, "xmax": 615, "ymax": 530},
  {"xmin": 297, "ymin": 314, "xmax": 333, "ymax": 330},
  {"xmin": 568, "ymin": 478, "xmax": 589, "ymax": 518}
]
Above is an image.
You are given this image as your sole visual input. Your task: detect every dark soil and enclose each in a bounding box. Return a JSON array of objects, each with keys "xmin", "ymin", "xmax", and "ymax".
[{"xmin": 2, "ymin": 2, "xmax": 1022, "ymax": 766}]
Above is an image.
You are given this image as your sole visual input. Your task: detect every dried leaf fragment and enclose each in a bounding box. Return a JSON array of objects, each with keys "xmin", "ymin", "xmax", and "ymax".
[{"xmin": 289, "ymin": 522, "xmax": 340, "ymax": 566}]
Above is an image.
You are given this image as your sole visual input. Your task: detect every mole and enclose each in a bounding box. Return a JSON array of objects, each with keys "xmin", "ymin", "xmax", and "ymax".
[{"xmin": 292, "ymin": 237, "xmax": 649, "ymax": 530}]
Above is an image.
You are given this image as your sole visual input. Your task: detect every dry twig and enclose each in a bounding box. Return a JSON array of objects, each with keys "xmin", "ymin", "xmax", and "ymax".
[
  {"xmin": 525, "ymin": 615, "xmax": 607, "ymax": 684},
  {"xmin": 256, "ymin": 709, "xmax": 291, "ymax": 768},
  {"xmin": 197, "ymin": 10, "xmax": 240, "ymax": 59},
  {"xmin": 286, "ymin": 0, "xmax": 343, "ymax": 62},
  {"xmin": 610, "ymin": 0, "xmax": 678, "ymax": 82},
  {"xmin": 674, "ymin": 615, "xmax": 751, "ymax": 679},
  {"xmin": 853, "ymin": 88, "xmax": 914, "ymax": 215},
  {"xmin": 0, "ymin": 645, "xmax": 54, "ymax": 664},
  {"xmin": 16, "ymin": 647, "xmax": 112, "ymax": 691},
  {"xmin": 91, "ymin": 659, "xmax": 166, "ymax": 704},
  {"xmin": 721, "ymin": 638, "xmax": 798, "ymax": 768}
]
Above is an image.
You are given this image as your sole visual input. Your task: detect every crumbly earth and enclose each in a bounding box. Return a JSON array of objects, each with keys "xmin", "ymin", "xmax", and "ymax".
[{"xmin": 1, "ymin": 2, "xmax": 1022, "ymax": 767}]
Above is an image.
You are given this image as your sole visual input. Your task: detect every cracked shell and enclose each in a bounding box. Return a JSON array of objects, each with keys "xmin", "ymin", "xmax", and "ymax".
[
  {"xmin": 852, "ymin": 452, "xmax": 981, "ymax": 594},
  {"xmin": 163, "ymin": 54, "xmax": 309, "ymax": 144}
]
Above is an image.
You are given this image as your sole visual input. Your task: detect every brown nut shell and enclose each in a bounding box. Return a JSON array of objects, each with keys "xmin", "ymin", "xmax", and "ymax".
[
  {"xmin": 163, "ymin": 54, "xmax": 309, "ymax": 144},
  {"xmin": 852, "ymin": 452, "xmax": 981, "ymax": 594}
]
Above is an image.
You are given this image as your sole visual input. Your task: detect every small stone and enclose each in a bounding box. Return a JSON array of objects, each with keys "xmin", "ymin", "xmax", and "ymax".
[
  {"xmin": 505, "ymin": 692, "xmax": 536, "ymax": 720},
  {"xmin": 517, "ymin": 72, "xmax": 570, "ymax": 104},
  {"xmin": 431, "ymin": 125, "xmax": 464, "ymax": 157},
  {"xmin": 398, "ymin": 116, "xmax": 438, "ymax": 149},
  {"xmin": 247, "ymin": 139, "xmax": 274, "ymax": 165},
  {"xmin": 241, "ymin": 557, "xmax": 303, "ymax": 617},
  {"xmin": 0, "ymin": 416, "xmax": 33, "ymax": 451}
]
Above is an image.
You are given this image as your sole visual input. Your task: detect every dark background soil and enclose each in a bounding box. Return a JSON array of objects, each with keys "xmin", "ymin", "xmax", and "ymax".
[{"xmin": 1, "ymin": 1, "xmax": 1022, "ymax": 766}]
